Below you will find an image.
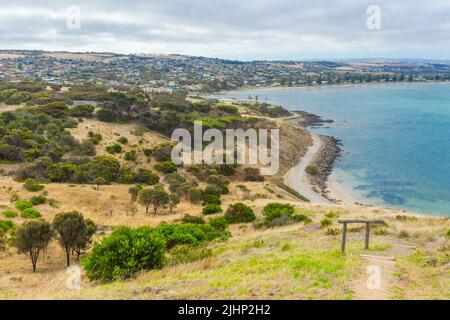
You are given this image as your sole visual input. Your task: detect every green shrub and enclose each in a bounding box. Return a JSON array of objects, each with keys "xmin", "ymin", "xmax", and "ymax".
[
  {"xmin": 105, "ymin": 143, "xmax": 122, "ymax": 154},
  {"xmin": 82, "ymin": 226, "xmax": 166, "ymax": 283},
  {"xmin": 154, "ymin": 223, "xmax": 229, "ymax": 249},
  {"xmin": 124, "ymin": 150, "xmax": 137, "ymax": 162},
  {"xmin": 15, "ymin": 200, "xmax": 33, "ymax": 211},
  {"xmin": 154, "ymin": 161, "xmax": 177, "ymax": 173},
  {"xmin": 0, "ymin": 220, "xmax": 15, "ymax": 233},
  {"xmin": 243, "ymin": 167, "xmax": 264, "ymax": 182},
  {"xmin": 263, "ymin": 203, "xmax": 295, "ymax": 222},
  {"xmin": 168, "ymin": 245, "xmax": 213, "ymax": 266},
  {"xmin": 117, "ymin": 137, "xmax": 128, "ymax": 145},
  {"xmin": 20, "ymin": 208, "xmax": 42, "ymax": 219},
  {"xmin": 446, "ymin": 229, "xmax": 450, "ymax": 238},
  {"xmin": 202, "ymin": 194, "xmax": 221, "ymax": 206},
  {"xmin": 325, "ymin": 211, "xmax": 340, "ymax": 219},
  {"xmin": 292, "ymin": 214, "xmax": 312, "ymax": 223},
  {"xmin": 202, "ymin": 204, "xmax": 222, "ymax": 215},
  {"xmin": 208, "ymin": 217, "xmax": 228, "ymax": 230},
  {"xmin": 23, "ymin": 179, "xmax": 44, "ymax": 192},
  {"xmin": 1, "ymin": 210, "xmax": 18, "ymax": 218},
  {"xmin": 320, "ymin": 218, "xmax": 332, "ymax": 228},
  {"xmin": 180, "ymin": 214, "xmax": 205, "ymax": 225},
  {"xmin": 30, "ymin": 195, "xmax": 47, "ymax": 206},
  {"xmin": 224, "ymin": 203, "xmax": 256, "ymax": 224},
  {"xmin": 48, "ymin": 199, "xmax": 60, "ymax": 208},
  {"xmin": 305, "ymin": 165, "xmax": 318, "ymax": 176}
]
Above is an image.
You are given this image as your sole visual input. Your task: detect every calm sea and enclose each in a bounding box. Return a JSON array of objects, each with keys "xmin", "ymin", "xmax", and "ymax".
[{"xmin": 220, "ymin": 83, "xmax": 450, "ymax": 216}]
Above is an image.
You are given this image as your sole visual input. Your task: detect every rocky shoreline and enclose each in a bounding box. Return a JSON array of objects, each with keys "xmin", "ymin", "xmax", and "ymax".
[
  {"xmin": 292, "ymin": 110, "xmax": 343, "ymax": 202},
  {"xmin": 293, "ymin": 110, "xmax": 333, "ymax": 127},
  {"xmin": 310, "ymin": 135, "xmax": 342, "ymax": 201}
]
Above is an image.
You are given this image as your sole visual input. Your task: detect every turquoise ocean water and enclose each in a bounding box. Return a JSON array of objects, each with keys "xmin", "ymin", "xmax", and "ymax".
[{"xmin": 220, "ymin": 83, "xmax": 450, "ymax": 216}]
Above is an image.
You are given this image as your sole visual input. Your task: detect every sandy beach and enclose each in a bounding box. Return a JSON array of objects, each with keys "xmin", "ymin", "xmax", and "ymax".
[{"xmin": 284, "ymin": 132, "xmax": 356, "ymax": 204}]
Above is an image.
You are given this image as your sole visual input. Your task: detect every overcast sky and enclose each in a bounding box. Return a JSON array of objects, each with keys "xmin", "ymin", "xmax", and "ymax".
[{"xmin": 1, "ymin": 0, "xmax": 450, "ymax": 60}]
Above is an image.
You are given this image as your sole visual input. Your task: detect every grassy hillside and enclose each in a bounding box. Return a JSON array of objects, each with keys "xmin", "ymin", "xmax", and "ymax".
[{"xmin": 0, "ymin": 82, "xmax": 448, "ymax": 300}]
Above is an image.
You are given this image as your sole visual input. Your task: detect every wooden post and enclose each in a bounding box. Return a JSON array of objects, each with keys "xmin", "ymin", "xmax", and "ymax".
[
  {"xmin": 365, "ymin": 223, "xmax": 370, "ymax": 249},
  {"xmin": 341, "ymin": 223, "xmax": 347, "ymax": 252}
]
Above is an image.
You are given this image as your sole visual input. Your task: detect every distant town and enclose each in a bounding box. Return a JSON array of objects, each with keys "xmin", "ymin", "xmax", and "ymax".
[{"xmin": 2, "ymin": 50, "xmax": 450, "ymax": 92}]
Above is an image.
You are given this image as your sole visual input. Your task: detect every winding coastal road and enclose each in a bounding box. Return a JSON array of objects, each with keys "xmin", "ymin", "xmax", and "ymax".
[{"xmin": 283, "ymin": 134, "xmax": 330, "ymax": 204}]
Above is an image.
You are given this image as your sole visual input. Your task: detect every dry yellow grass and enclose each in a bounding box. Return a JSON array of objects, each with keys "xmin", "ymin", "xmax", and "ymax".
[{"xmin": 1, "ymin": 176, "xmax": 448, "ymax": 300}]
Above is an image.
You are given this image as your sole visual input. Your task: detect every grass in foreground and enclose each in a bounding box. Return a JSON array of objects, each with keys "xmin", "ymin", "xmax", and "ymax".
[{"xmin": 55, "ymin": 229, "xmax": 363, "ymax": 300}]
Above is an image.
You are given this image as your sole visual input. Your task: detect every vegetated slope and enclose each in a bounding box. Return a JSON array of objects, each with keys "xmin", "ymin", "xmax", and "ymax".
[{"xmin": 0, "ymin": 82, "xmax": 448, "ymax": 300}]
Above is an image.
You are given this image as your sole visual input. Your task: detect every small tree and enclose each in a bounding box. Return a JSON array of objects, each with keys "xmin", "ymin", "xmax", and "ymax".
[
  {"xmin": 52, "ymin": 212, "xmax": 88, "ymax": 267},
  {"xmin": 187, "ymin": 187, "xmax": 203, "ymax": 204},
  {"xmin": 72, "ymin": 219, "xmax": 97, "ymax": 260},
  {"xmin": 168, "ymin": 193, "xmax": 180, "ymax": 213},
  {"xmin": 15, "ymin": 220, "xmax": 53, "ymax": 272},
  {"xmin": 138, "ymin": 188, "xmax": 153, "ymax": 214},
  {"xmin": 150, "ymin": 187, "xmax": 170, "ymax": 215},
  {"xmin": 93, "ymin": 177, "xmax": 107, "ymax": 190},
  {"xmin": 129, "ymin": 184, "xmax": 143, "ymax": 203},
  {"xmin": 139, "ymin": 187, "xmax": 169, "ymax": 215}
]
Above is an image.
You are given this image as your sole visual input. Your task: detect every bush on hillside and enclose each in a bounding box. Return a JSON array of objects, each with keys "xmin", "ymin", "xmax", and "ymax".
[
  {"xmin": 1, "ymin": 210, "xmax": 18, "ymax": 218},
  {"xmin": 30, "ymin": 195, "xmax": 47, "ymax": 206},
  {"xmin": 224, "ymin": 203, "xmax": 256, "ymax": 224},
  {"xmin": 153, "ymin": 223, "xmax": 230, "ymax": 249},
  {"xmin": 15, "ymin": 200, "xmax": 33, "ymax": 211},
  {"xmin": 82, "ymin": 226, "xmax": 166, "ymax": 283},
  {"xmin": 20, "ymin": 208, "xmax": 42, "ymax": 219},
  {"xmin": 202, "ymin": 204, "xmax": 222, "ymax": 215},
  {"xmin": 180, "ymin": 214, "xmax": 206, "ymax": 225},
  {"xmin": 154, "ymin": 161, "xmax": 177, "ymax": 173},
  {"xmin": 24, "ymin": 179, "xmax": 44, "ymax": 192}
]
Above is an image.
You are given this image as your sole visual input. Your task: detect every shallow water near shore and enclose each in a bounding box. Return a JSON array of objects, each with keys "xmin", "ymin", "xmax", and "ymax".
[{"xmin": 220, "ymin": 83, "xmax": 450, "ymax": 216}]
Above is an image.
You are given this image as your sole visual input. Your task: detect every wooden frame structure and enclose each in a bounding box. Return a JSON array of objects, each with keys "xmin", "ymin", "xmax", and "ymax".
[{"xmin": 338, "ymin": 219, "xmax": 385, "ymax": 252}]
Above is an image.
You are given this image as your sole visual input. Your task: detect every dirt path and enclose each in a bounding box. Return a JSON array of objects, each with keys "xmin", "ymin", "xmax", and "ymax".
[
  {"xmin": 353, "ymin": 244, "xmax": 415, "ymax": 300},
  {"xmin": 283, "ymin": 134, "xmax": 329, "ymax": 204},
  {"xmin": 353, "ymin": 254, "xmax": 397, "ymax": 300},
  {"xmin": 0, "ymin": 103, "xmax": 23, "ymax": 113}
]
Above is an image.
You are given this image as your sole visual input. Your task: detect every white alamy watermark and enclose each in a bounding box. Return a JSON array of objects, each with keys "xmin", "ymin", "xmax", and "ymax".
[
  {"xmin": 366, "ymin": 265, "xmax": 382, "ymax": 290},
  {"xmin": 66, "ymin": 265, "xmax": 82, "ymax": 290},
  {"xmin": 171, "ymin": 122, "xmax": 280, "ymax": 175},
  {"xmin": 66, "ymin": 5, "xmax": 81, "ymax": 30},
  {"xmin": 366, "ymin": 5, "xmax": 381, "ymax": 30}
]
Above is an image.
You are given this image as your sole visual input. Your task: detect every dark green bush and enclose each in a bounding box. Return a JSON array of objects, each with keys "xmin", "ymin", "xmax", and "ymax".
[
  {"xmin": 106, "ymin": 143, "xmax": 122, "ymax": 154},
  {"xmin": 154, "ymin": 161, "xmax": 177, "ymax": 173},
  {"xmin": 153, "ymin": 223, "xmax": 229, "ymax": 249},
  {"xmin": 24, "ymin": 179, "xmax": 44, "ymax": 192},
  {"xmin": 305, "ymin": 165, "xmax": 318, "ymax": 176},
  {"xmin": 82, "ymin": 226, "xmax": 166, "ymax": 283},
  {"xmin": 117, "ymin": 137, "xmax": 128, "ymax": 145},
  {"xmin": 180, "ymin": 214, "xmax": 206, "ymax": 225},
  {"xmin": 202, "ymin": 204, "xmax": 222, "ymax": 215},
  {"xmin": 202, "ymin": 194, "xmax": 221, "ymax": 206},
  {"xmin": 30, "ymin": 195, "xmax": 47, "ymax": 206},
  {"xmin": 224, "ymin": 203, "xmax": 256, "ymax": 224},
  {"xmin": 69, "ymin": 104, "xmax": 95, "ymax": 118},
  {"xmin": 124, "ymin": 150, "xmax": 137, "ymax": 162},
  {"xmin": 208, "ymin": 217, "xmax": 228, "ymax": 230},
  {"xmin": 263, "ymin": 203, "xmax": 295, "ymax": 222}
]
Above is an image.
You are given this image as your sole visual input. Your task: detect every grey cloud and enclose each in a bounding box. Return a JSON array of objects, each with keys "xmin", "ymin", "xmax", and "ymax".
[{"xmin": 1, "ymin": 0, "xmax": 450, "ymax": 59}]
